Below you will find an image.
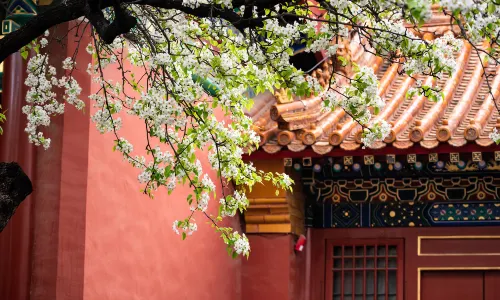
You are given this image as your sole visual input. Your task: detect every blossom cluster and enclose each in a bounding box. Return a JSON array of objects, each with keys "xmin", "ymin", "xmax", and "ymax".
[
  {"xmin": 23, "ymin": 32, "xmax": 84, "ymax": 149},
  {"xmin": 490, "ymin": 128, "xmax": 500, "ymax": 145},
  {"xmin": 361, "ymin": 120, "xmax": 392, "ymax": 148},
  {"xmin": 219, "ymin": 190, "xmax": 248, "ymax": 217},
  {"xmin": 403, "ymin": 32, "xmax": 463, "ymax": 78},
  {"xmin": 438, "ymin": 0, "xmax": 500, "ymax": 44},
  {"xmin": 82, "ymin": 9, "xmax": 301, "ymax": 257},
  {"xmin": 322, "ymin": 65, "xmax": 390, "ymax": 147},
  {"xmin": 173, "ymin": 220, "xmax": 198, "ymax": 237},
  {"xmin": 19, "ymin": 0, "xmax": 500, "ymax": 258}
]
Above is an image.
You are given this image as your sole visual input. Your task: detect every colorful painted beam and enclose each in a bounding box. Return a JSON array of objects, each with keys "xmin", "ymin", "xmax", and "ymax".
[{"xmin": 1, "ymin": 0, "xmax": 37, "ymax": 35}]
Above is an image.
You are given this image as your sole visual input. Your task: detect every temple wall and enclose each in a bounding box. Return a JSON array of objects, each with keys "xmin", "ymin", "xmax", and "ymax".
[
  {"xmin": 242, "ymin": 234, "xmax": 307, "ymax": 300},
  {"xmin": 83, "ymin": 81, "xmax": 242, "ymax": 299},
  {"xmin": 83, "ymin": 115, "xmax": 242, "ymax": 300},
  {"xmin": 1, "ymin": 21, "xmax": 242, "ymax": 300},
  {"xmin": 81, "ymin": 29, "xmax": 242, "ymax": 300}
]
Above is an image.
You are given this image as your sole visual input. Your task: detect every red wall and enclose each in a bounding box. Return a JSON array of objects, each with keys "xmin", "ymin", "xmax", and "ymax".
[
  {"xmin": 0, "ymin": 20, "xmax": 309, "ymax": 300},
  {"xmin": 83, "ymin": 99, "xmax": 242, "ymax": 300},
  {"xmin": 2, "ymin": 22, "xmax": 242, "ymax": 300},
  {"xmin": 242, "ymin": 234, "xmax": 307, "ymax": 300},
  {"xmin": 81, "ymin": 38, "xmax": 242, "ymax": 300}
]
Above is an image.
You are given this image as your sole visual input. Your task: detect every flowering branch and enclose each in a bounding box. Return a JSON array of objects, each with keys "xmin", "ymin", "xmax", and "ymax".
[{"xmin": 5, "ymin": 0, "xmax": 500, "ymax": 257}]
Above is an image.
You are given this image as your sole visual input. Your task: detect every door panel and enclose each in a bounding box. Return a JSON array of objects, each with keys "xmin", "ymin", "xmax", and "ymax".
[
  {"xmin": 485, "ymin": 271, "xmax": 500, "ymax": 300},
  {"xmin": 421, "ymin": 271, "xmax": 483, "ymax": 300}
]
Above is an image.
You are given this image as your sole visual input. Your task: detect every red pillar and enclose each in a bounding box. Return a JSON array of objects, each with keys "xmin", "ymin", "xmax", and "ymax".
[{"xmin": 0, "ymin": 53, "xmax": 36, "ymax": 300}]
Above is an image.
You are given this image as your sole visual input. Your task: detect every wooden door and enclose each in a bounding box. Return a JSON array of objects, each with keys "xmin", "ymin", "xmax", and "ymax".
[
  {"xmin": 485, "ymin": 271, "xmax": 500, "ymax": 300},
  {"xmin": 421, "ymin": 271, "xmax": 500, "ymax": 300},
  {"xmin": 421, "ymin": 271, "xmax": 483, "ymax": 300}
]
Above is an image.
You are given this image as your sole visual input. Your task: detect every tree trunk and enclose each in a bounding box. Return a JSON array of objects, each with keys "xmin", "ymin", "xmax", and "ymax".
[{"xmin": 0, "ymin": 162, "xmax": 33, "ymax": 232}]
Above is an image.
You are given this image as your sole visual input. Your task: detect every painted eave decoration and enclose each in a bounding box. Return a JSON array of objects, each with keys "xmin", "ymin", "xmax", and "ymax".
[{"xmin": 1, "ymin": 0, "xmax": 37, "ymax": 35}]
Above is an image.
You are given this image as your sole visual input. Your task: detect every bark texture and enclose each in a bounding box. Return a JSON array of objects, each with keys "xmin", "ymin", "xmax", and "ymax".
[
  {"xmin": 0, "ymin": 0, "xmax": 282, "ymax": 64},
  {"xmin": 0, "ymin": 162, "xmax": 33, "ymax": 232}
]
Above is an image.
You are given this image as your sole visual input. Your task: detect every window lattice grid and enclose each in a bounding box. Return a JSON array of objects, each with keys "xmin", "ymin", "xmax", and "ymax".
[{"xmin": 326, "ymin": 241, "xmax": 403, "ymax": 300}]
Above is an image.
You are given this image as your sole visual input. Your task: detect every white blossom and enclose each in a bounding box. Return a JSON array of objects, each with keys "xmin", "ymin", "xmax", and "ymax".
[
  {"xmin": 361, "ymin": 120, "xmax": 392, "ymax": 148},
  {"xmin": 40, "ymin": 38, "xmax": 48, "ymax": 48},
  {"xmin": 490, "ymin": 128, "xmax": 500, "ymax": 144},
  {"xmin": 20, "ymin": 0, "xmax": 498, "ymax": 257},
  {"xmin": 233, "ymin": 232, "xmax": 250, "ymax": 256},
  {"xmin": 62, "ymin": 57, "xmax": 74, "ymax": 70},
  {"xmin": 172, "ymin": 220, "xmax": 180, "ymax": 235}
]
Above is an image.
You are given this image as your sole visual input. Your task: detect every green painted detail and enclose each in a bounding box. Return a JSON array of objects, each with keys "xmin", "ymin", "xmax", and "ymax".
[
  {"xmin": 192, "ymin": 74, "xmax": 220, "ymax": 96},
  {"xmin": 2, "ymin": 20, "xmax": 20, "ymax": 34},
  {"xmin": 1, "ymin": 0, "xmax": 38, "ymax": 35}
]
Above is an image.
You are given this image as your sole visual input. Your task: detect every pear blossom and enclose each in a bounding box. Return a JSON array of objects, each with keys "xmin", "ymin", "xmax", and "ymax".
[
  {"xmin": 233, "ymin": 233, "xmax": 250, "ymax": 256},
  {"xmin": 12, "ymin": 0, "xmax": 500, "ymax": 257}
]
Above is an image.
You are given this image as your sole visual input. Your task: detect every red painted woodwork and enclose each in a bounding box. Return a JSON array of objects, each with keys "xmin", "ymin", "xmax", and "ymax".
[
  {"xmin": 421, "ymin": 271, "xmax": 483, "ymax": 300},
  {"xmin": 422, "ymin": 271, "xmax": 500, "ymax": 300},
  {"xmin": 485, "ymin": 271, "xmax": 500, "ymax": 300},
  {"xmin": 420, "ymin": 237, "xmax": 500, "ymax": 255},
  {"xmin": 325, "ymin": 239, "xmax": 403, "ymax": 300},
  {"xmin": 0, "ymin": 53, "xmax": 35, "ymax": 300},
  {"xmin": 310, "ymin": 227, "xmax": 500, "ymax": 300},
  {"xmin": 244, "ymin": 143, "xmax": 500, "ymax": 160},
  {"xmin": 305, "ymin": 228, "xmax": 313, "ymax": 300}
]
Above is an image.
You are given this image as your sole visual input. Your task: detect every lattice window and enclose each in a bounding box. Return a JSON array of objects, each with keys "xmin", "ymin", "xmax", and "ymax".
[{"xmin": 325, "ymin": 240, "xmax": 403, "ymax": 300}]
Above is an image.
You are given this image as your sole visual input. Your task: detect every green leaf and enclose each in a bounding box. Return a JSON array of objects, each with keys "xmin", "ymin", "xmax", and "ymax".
[
  {"xmin": 20, "ymin": 50, "xmax": 28, "ymax": 60},
  {"xmin": 488, "ymin": 2, "xmax": 496, "ymax": 14},
  {"xmin": 337, "ymin": 56, "xmax": 348, "ymax": 67}
]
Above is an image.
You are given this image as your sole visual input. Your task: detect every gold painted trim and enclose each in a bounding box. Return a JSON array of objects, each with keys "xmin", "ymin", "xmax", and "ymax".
[
  {"xmin": 417, "ymin": 267, "xmax": 500, "ymax": 300},
  {"xmin": 417, "ymin": 235, "xmax": 500, "ymax": 256}
]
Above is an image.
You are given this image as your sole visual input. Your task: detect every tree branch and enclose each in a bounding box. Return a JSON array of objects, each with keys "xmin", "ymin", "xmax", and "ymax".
[
  {"xmin": 0, "ymin": 0, "xmax": 292, "ymax": 63},
  {"xmin": 0, "ymin": 0, "xmax": 87, "ymax": 63}
]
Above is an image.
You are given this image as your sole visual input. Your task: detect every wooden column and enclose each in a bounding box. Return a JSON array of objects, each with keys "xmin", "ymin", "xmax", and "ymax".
[
  {"xmin": 244, "ymin": 159, "xmax": 305, "ymax": 235},
  {"xmin": 242, "ymin": 159, "xmax": 308, "ymax": 300},
  {"xmin": 0, "ymin": 53, "xmax": 36, "ymax": 300}
]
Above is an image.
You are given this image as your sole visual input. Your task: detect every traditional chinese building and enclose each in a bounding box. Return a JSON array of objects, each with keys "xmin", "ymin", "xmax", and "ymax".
[
  {"xmin": 2, "ymin": 2, "xmax": 500, "ymax": 300},
  {"xmin": 244, "ymin": 11, "xmax": 500, "ymax": 300}
]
